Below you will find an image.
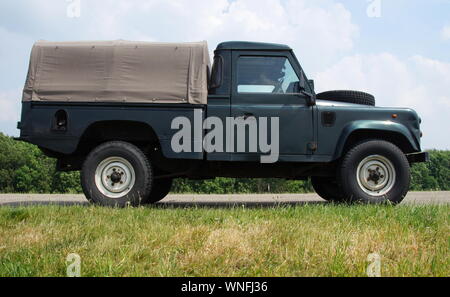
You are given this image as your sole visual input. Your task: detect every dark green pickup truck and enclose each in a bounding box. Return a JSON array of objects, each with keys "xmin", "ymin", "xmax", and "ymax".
[{"xmin": 17, "ymin": 40, "xmax": 428, "ymax": 206}]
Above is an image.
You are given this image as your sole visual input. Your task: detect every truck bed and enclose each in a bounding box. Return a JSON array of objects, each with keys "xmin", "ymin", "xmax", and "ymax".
[{"xmin": 18, "ymin": 101, "xmax": 206, "ymax": 161}]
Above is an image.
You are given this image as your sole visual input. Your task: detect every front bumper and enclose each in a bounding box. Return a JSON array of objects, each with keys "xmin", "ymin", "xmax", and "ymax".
[{"xmin": 406, "ymin": 152, "xmax": 429, "ymax": 163}]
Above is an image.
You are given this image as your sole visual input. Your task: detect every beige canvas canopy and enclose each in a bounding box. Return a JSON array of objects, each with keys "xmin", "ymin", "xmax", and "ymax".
[{"xmin": 23, "ymin": 40, "xmax": 211, "ymax": 104}]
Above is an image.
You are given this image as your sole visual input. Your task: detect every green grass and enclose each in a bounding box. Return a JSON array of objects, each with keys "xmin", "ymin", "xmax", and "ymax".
[{"xmin": 0, "ymin": 204, "xmax": 448, "ymax": 277}]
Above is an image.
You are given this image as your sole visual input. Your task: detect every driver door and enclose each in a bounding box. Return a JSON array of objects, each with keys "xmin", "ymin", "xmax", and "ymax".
[{"xmin": 230, "ymin": 51, "xmax": 314, "ymax": 162}]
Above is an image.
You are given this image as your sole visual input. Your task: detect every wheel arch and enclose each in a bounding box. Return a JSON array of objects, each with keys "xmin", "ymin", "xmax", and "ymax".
[
  {"xmin": 76, "ymin": 120, "xmax": 161, "ymax": 155},
  {"xmin": 333, "ymin": 121, "xmax": 420, "ymax": 160}
]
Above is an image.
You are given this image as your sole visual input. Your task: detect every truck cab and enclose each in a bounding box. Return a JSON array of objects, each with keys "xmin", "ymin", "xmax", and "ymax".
[
  {"xmin": 207, "ymin": 42, "xmax": 315, "ymax": 162},
  {"xmin": 17, "ymin": 40, "xmax": 428, "ymax": 207}
]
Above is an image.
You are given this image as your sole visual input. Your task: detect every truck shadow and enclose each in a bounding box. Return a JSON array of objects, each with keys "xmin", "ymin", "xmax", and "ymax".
[
  {"xmin": 0, "ymin": 201, "xmax": 89, "ymax": 208},
  {"xmin": 154, "ymin": 200, "xmax": 327, "ymax": 209},
  {"xmin": 0, "ymin": 200, "xmax": 327, "ymax": 208}
]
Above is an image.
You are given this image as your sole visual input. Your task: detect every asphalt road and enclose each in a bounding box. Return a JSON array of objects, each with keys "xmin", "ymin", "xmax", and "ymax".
[{"xmin": 0, "ymin": 192, "xmax": 448, "ymax": 208}]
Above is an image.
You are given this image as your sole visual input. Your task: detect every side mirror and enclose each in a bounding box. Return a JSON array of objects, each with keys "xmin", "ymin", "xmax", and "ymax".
[
  {"xmin": 308, "ymin": 79, "xmax": 315, "ymax": 92},
  {"xmin": 295, "ymin": 82, "xmax": 316, "ymax": 106},
  {"xmin": 304, "ymin": 92, "xmax": 316, "ymax": 106},
  {"xmin": 299, "ymin": 71, "xmax": 306, "ymax": 91}
]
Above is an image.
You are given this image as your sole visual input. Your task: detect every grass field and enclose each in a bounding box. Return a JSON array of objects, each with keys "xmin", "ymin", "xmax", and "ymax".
[{"xmin": 0, "ymin": 204, "xmax": 448, "ymax": 277}]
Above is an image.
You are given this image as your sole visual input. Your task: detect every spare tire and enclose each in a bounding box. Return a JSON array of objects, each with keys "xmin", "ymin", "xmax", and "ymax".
[{"xmin": 316, "ymin": 90, "xmax": 375, "ymax": 106}]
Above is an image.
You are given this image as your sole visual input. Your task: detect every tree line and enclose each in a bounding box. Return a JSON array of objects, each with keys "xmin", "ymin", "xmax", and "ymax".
[{"xmin": 0, "ymin": 133, "xmax": 448, "ymax": 194}]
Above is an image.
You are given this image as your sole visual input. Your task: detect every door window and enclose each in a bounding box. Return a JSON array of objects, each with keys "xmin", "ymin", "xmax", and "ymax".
[{"xmin": 237, "ymin": 56, "xmax": 300, "ymax": 94}]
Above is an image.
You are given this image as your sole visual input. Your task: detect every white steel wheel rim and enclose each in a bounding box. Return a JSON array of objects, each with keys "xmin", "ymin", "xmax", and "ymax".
[
  {"xmin": 356, "ymin": 155, "xmax": 396, "ymax": 197},
  {"xmin": 94, "ymin": 157, "xmax": 136, "ymax": 199}
]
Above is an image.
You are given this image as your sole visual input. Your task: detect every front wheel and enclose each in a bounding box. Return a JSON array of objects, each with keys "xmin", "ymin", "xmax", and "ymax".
[
  {"xmin": 338, "ymin": 140, "xmax": 410, "ymax": 204},
  {"xmin": 81, "ymin": 141, "xmax": 153, "ymax": 207}
]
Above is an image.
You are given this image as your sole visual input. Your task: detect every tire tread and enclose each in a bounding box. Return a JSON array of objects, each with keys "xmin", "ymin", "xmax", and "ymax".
[{"xmin": 316, "ymin": 90, "xmax": 375, "ymax": 106}]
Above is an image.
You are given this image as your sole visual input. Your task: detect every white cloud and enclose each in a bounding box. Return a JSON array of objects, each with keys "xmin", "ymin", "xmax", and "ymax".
[
  {"xmin": 441, "ymin": 25, "xmax": 450, "ymax": 41},
  {"xmin": 209, "ymin": 0, "xmax": 359, "ymax": 71},
  {"xmin": 0, "ymin": 26, "xmax": 34, "ymax": 89},
  {"xmin": 314, "ymin": 54, "xmax": 450, "ymax": 150},
  {"xmin": 0, "ymin": 90, "xmax": 21, "ymax": 136},
  {"xmin": 18, "ymin": 0, "xmax": 356, "ymax": 71}
]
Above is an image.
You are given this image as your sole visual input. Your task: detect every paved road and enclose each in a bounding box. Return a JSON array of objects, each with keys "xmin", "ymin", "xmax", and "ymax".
[{"xmin": 0, "ymin": 192, "xmax": 448, "ymax": 207}]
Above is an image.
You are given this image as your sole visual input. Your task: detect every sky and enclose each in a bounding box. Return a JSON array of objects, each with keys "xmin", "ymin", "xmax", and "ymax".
[{"xmin": 0, "ymin": 0, "xmax": 449, "ymax": 149}]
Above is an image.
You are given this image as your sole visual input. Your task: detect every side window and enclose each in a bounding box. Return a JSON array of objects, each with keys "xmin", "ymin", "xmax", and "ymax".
[
  {"xmin": 209, "ymin": 55, "xmax": 223, "ymax": 89},
  {"xmin": 237, "ymin": 56, "xmax": 300, "ymax": 94}
]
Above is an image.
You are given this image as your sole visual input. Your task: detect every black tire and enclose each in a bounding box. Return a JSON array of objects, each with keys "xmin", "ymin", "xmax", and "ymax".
[
  {"xmin": 338, "ymin": 140, "xmax": 410, "ymax": 204},
  {"xmin": 311, "ymin": 177, "xmax": 345, "ymax": 202},
  {"xmin": 81, "ymin": 141, "xmax": 153, "ymax": 207},
  {"xmin": 145, "ymin": 178, "xmax": 173, "ymax": 204},
  {"xmin": 316, "ymin": 90, "xmax": 375, "ymax": 106}
]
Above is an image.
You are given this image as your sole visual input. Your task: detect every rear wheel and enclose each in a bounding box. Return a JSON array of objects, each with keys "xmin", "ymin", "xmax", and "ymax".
[
  {"xmin": 311, "ymin": 176, "xmax": 345, "ymax": 202},
  {"xmin": 338, "ymin": 140, "xmax": 410, "ymax": 204},
  {"xmin": 81, "ymin": 141, "xmax": 153, "ymax": 207},
  {"xmin": 145, "ymin": 178, "xmax": 173, "ymax": 204}
]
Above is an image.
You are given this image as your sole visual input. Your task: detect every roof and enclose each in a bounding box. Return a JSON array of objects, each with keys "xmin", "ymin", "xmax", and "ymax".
[{"xmin": 216, "ymin": 41, "xmax": 291, "ymax": 51}]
